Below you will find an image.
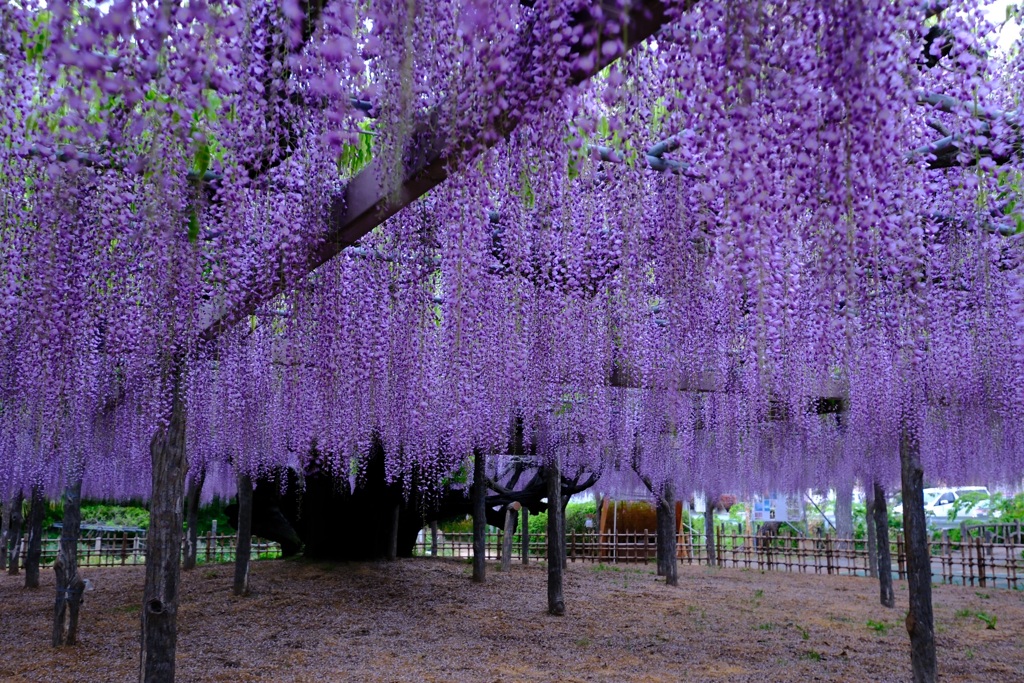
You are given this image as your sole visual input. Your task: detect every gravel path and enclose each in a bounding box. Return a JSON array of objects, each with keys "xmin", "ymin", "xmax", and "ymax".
[{"xmin": 2, "ymin": 558, "xmax": 1023, "ymax": 682}]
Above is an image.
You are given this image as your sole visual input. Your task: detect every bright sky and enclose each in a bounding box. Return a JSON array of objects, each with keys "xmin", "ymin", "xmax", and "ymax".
[{"xmin": 986, "ymin": 0, "xmax": 1022, "ymax": 54}]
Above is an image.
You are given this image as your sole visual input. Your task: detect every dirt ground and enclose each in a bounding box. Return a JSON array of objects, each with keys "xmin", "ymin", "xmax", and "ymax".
[{"xmin": 2, "ymin": 558, "xmax": 1023, "ymax": 683}]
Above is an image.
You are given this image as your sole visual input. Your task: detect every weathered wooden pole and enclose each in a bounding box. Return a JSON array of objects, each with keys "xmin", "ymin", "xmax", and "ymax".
[
  {"xmin": 385, "ymin": 501, "xmax": 399, "ymax": 562},
  {"xmin": 501, "ymin": 502, "xmax": 521, "ymax": 571},
  {"xmin": 472, "ymin": 450, "xmax": 487, "ymax": 583},
  {"xmin": 233, "ymin": 472, "xmax": 254, "ymax": 597},
  {"xmin": 546, "ymin": 458, "xmax": 565, "ymax": 615},
  {"xmin": 429, "ymin": 519, "xmax": 438, "ymax": 557},
  {"xmin": 25, "ymin": 484, "xmax": 45, "ymax": 589},
  {"xmin": 865, "ymin": 483, "xmax": 878, "ymax": 579},
  {"xmin": 6, "ymin": 489, "xmax": 24, "ymax": 575},
  {"xmin": 0, "ymin": 493, "xmax": 12, "ymax": 569},
  {"xmin": 900, "ymin": 425, "xmax": 936, "ymax": 683},
  {"xmin": 656, "ymin": 484, "xmax": 678, "ymax": 586},
  {"xmin": 521, "ymin": 506, "xmax": 530, "ymax": 565},
  {"xmin": 835, "ymin": 480, "xmax": 854, "ymax": 550},
  {"xmin": 140, "ymin": 370, "xmax": 187, "ymax": 683},
  {"xmin": 182, "ymin": 468, "xmax": 206, "ymax": 571},
  {"xmin": 53, "ymin": 476, "xmax": 85, "ymax": 646},
  {"xmin": 872, "ymin": 481, "xmax": 895, "ymax": 607},
  {"xmin": 704, "ymin": 495, "xmax": 716, "ymax": 566}
]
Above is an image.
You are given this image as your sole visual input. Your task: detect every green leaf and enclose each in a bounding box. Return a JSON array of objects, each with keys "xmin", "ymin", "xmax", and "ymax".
[{"xmin": 187, "ymin": 209, "xmax": 200, "ymax": 244}]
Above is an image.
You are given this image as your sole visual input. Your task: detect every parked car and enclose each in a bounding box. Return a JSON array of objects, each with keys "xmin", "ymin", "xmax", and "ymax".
[{"xmin": 892, "ymin": 487, "xmax": 990, "ymax": 518}]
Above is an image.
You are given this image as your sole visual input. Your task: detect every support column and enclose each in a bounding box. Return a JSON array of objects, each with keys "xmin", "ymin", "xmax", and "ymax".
[
  {"xmin": 385, "ymin": 501, "xmax": 399, "ymax": 562},
  {"xmin": 472, "ymin": 450, "xmax": 487, "ymax": 583},
  {"xmin": 872, "ymin": 481, "xmax": 894, "ymax": 607},
  {"xmin": 546, "ymin": 458, "xmax": 565, "ymax": 615},
  {"xmin": 836, "ymin": 480, "xmax": 854, "ymax": 550},
  {"xmin": 901, "ymin": 425, "xmax": 936, "ymax": 683},
  {"xmin": 6, "ymin": 489, "xmax": 23, "ymax": 575},
  {"xmin": 140, "ymin": 369, "xmax": 188, "ymax": 683},
  {"xmin": 233, "ymin": 472, "xmax": 253, "ymax": 597},
  {"xmin": 182, "ymin": 468, "xmax": 206, "ymax": 571},
  {"xmin": 430, "ymin": 520, "xmax": 438, "ymax": 557},
  {"xmin": 704, "ymin": 495, "xmax": 716, "ymax": 566},
  {"xmin": 521, "ymin": 507, "xmax": 529, "ymax": 565},
  {"xmin": 53, "ymin": 476, "xmax": 85, "ymax": 646},
  {"xmin": 25, "ymin": 484, "xmax": 45, "ymax": 589},
  {"xmin": 865, "ymin": 483, "xmax": 878, "ymax": 579},
  {"xmin": 656, "ymin": 484, "xmax": 678, "ymax": 586}
]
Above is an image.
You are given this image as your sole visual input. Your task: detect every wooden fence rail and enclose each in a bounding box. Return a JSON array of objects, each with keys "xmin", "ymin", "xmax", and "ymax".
[
  {"xmin": 415, "ymin": 526, "xmax": 1024, "ymax": 590},
  {"xmin": 6, "ymin": 533, "xmax": 281, "ymax": 569}
]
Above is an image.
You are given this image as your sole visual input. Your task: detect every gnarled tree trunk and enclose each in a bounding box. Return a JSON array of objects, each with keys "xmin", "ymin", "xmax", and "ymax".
[
  {"xmin": 53, "ymin": 476, "xmax": 85, "ymax": 646},
  {"xmin": 25, "ymin": 484, "xmax": 45, "ymax": 589},
  {"xmin": 0, "ymin": 490, "xmax": 17, "ymax": 570},
  {"xmin": 901, "ymin": 426, "xmax": 936, "ymax": 683},
  {"xmin": 521, "ymin": 507, "xmax": 529, "ymax": 565},
  {"xmin": 546, "ymin": 459, "xmax": 565, "ymax": 615},
  {"xmin": 656, "ymin": 485, "xmax": 678, "ymax": 586},
  {"xmin": 500, "ymin": 502, "xmax": 520, "ymax": 571},
  {"xmin": 472, "ymin": 450, "xmax": 487, "ymax": 583},
  {"xmin": 182, "ymin": 468, "xmax": 205, "ymax": 571},
  {"xmin": 7, "ymin": 489, "xmax": 24, "ymax": 575},
  {"xmin": 140, "ymin": 371, "xmax": 187, "ymax": 683},
  {"xmin": 835, "ymin": 480, "xmax": 854, "ymax": 550},
  {"xmin": 233, "ymin": 472, "xmax": 253, "ymax": 597},
  {"xmin": 872, "ymin": 481, "xmax": 894, "ymax": 608}
]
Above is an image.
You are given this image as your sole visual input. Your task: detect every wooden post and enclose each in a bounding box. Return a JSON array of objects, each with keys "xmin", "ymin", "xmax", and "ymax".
[
  {"xmin": 430, "ymin": 520, "xmax": 438, "ymax": 557},
  {"xmin": 975, "ymin": 537, "xmax": 986, "ymax": 588},
  {"xmin": 53, "ymin": 476, "xmax": 85, "ymax": 646},
  {"xmin": 501, "ymin": 502, "xmax": 520, "ymax": 572},
  {"xmin": 472, "ymin": 450, "xmax": 487, "ymax": 583},
  {"xmin": 182, "ymin": 468, "xmax": 205, "ymax": 571},
  {"xmin": 205, "ymin": 531, "xmax": 212, "ymax": 563},
  {"xmin": 140, "ymin": 368, "xmax": 188, "ymax": 683},
  {"xmin": 233, "ymin": 472, "xmax": 254, "ymax": 597},
  {"xmin": 656, "ymin": 484, "xmax": 678, "ymax": 586},
  {"xmin": 872, "ymin": 481, "xmax": 895, "ymax": 608},
  {"xmin": 521, "ymin": 507, "xmax": 529, "ymax": 565},
  {"xmin": 385, "ymin": 501, "xmax": 399, "ymax": 562},
  {"xmin": 900, "ymin": 424, "xmax": 937, "ymax": 683},
  {"xmin": 546, "ymin": 458, "xmax": 565, "ymax": 616},
  {"xmin": 0, "ymin": 490, "xmax": 16, "ymax": 569},
  {"xmin": 865, "ymin": 484, "xmax": 878, "ymax": 579},
  {"xmin": 5, "ymin": 489, "xmax": 24, "ymax": 575},
  {"xmin": 25, "ymin": 484, "xmax": 45, "ymax": 589},
  {"xmin": 704, "ymin": 497, "xmax": 716, "ymax": 567}
]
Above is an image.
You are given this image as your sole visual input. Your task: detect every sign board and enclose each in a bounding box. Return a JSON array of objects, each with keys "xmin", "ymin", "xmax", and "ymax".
[{"xmin": 752, "ymin": 494, "xmax": 792, "ymax": 523}]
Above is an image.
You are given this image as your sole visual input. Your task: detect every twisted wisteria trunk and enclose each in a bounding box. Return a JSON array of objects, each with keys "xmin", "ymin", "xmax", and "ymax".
[
  {"xmin": 385, "ymin": 501, "xmax": 399, "ymax": 562},
  {"xmin": 865, "ymin": 484, "xmax": 878, "ymax": 579},
  {"xmin": 500, "ymin": 502, "xmax": 519, "ymax": 572},
  {"xmin": 53, "ymin": 476, "xmax": 84, "ymax": 646},
  {"xmin": 182, "ymin": 468, "xmax": 206, "ymax": 571},
  {"xmin": 901, "ymin": 427, "xmax": 936, "ymax": 683},
  {"xmin": 656, "ymin": 485, "xmax": 678, "ymax": 586},
  {"xmin": 472, "ymin": 450, "xmax": 487, "ymax": 583},
  {"xmin": 546, "ymin": 459, "xmax": 565, "ymax": 616},
  {"xmin": 140, "ymin": 372, "xmax": 187, "ymax": 683},
  {"xmin": 6, "ymin": 489, "xmax": 24, "ymax": 575},
  {"xmin": 233, "ymin": 472, "xmax": 253, "ymax": 597},
  {"xmin": 872, "ymin": 481, "xmax": 894, "ymax": 608},
  {"xmin": 24, "ymin": 484, "xmax": 45, "ymax": 589}
]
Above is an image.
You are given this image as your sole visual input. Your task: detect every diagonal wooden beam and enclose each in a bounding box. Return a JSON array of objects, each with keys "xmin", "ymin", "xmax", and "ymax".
[{"xmin": 200, "ymin": 0, "xmax": 672, "ymax": 341}]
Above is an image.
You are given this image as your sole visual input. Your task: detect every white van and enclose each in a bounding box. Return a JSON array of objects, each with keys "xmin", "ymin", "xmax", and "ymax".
[{"xmin": 892, "ymin": 487, "xmax": 989, "ymax": 517}]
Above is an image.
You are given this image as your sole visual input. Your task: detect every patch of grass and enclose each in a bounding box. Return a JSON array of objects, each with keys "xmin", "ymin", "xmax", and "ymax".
[
  {"xmin": 756, "ymin": 622, "xmax": 774, "ymax": 631},
  {"xmin": 754, "ymin": 589, "xmax": 764, "ymax": 599},
  {"xmin": 975, "ymin": 612, "xmax": 997, "ymax": 630},
  {"xmin": 955, "ymin": 608, "xmax": 973, "ymax": 619},
  {"xmin": 202, "ymin": 569, "xmax": 218, "ymax": 580},
  {"xmin": 115, "ymin": 604, "xmax": 140, "ymax": 614},
  {"xmin": 575, "ymin": 637, "xmax": 591, "ymax": 647},
  {"xmin": 797, "ymin": 625, "xmax": 810, "ymax": 640},
  {"xmin": 975, "ymin": 591, "xmax": 991, "ymax": 600},
  {"xmin": 965, "ymin": 647, "xmax": 975, "ymax": 660},
  {"xmin": 867, "ymin": 619, "xmax": 889, "ymax": 635},
  {"xmin": 801, "ymin": 650, "xmax": 823, "ymax": 662}
]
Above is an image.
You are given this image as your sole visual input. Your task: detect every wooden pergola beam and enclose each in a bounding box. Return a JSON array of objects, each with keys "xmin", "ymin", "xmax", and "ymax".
[{"xmin": 200, "ymin": 0, "xmax": 672, "ymax": 341}]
